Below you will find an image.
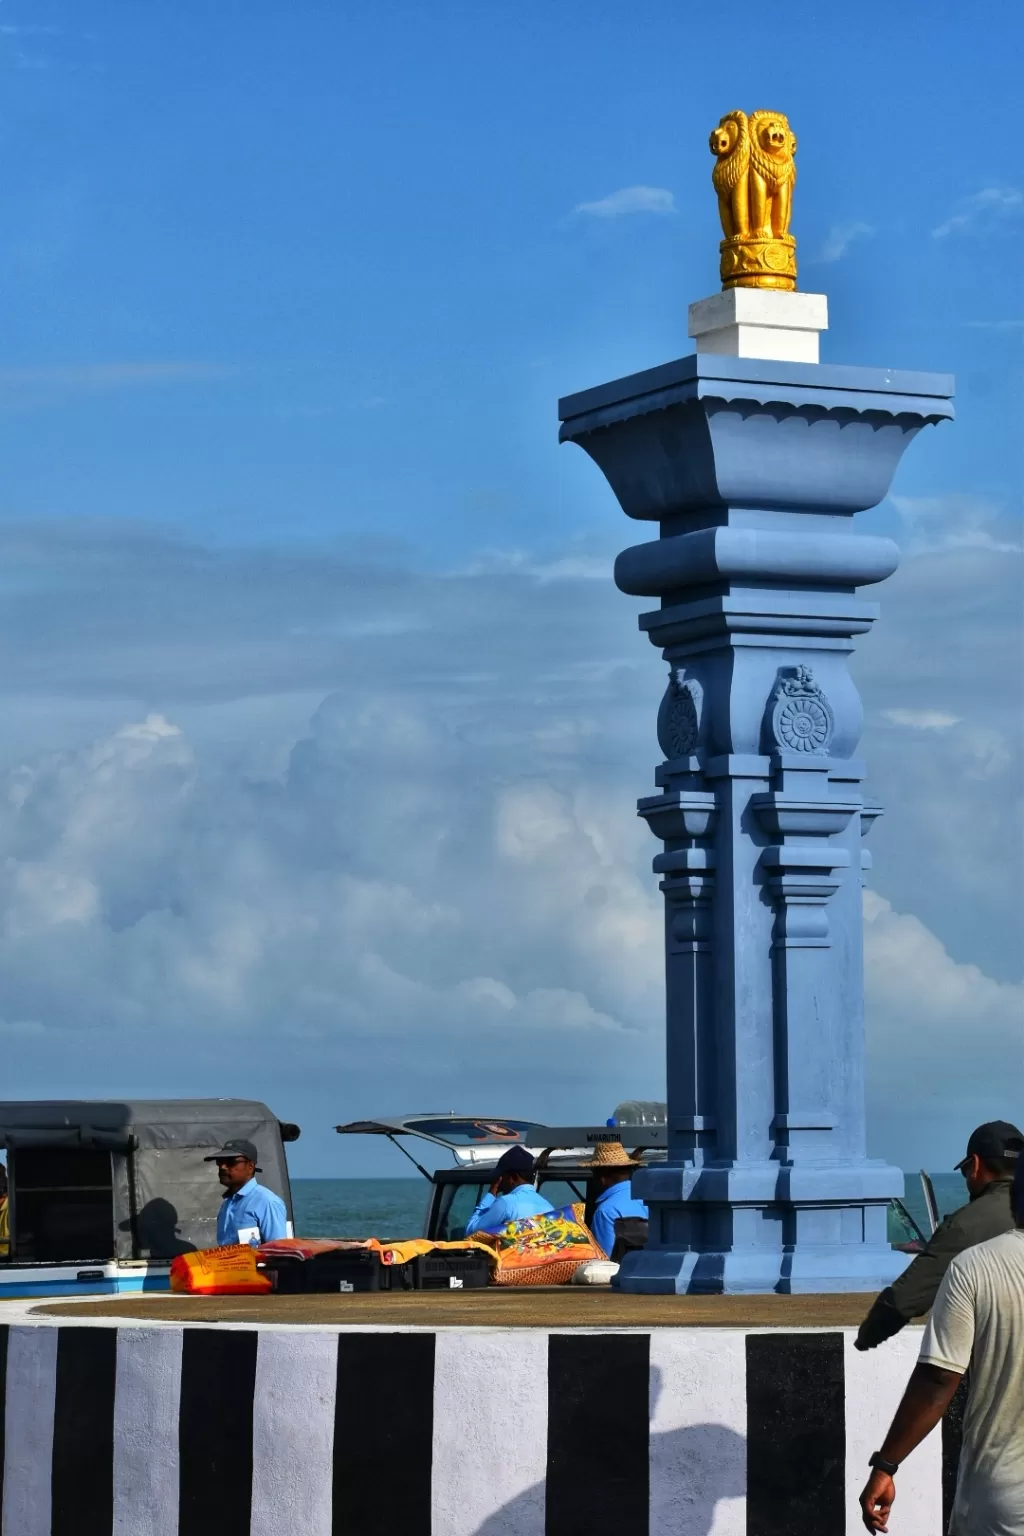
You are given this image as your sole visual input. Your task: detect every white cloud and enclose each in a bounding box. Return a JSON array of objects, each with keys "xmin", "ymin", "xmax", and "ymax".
[
  {"xmin": 853, "ymin": 534, "xmax": 1024, "ymax": 985},
  {"xmin": 932, "ymin": 187, "xmax": 1023, "ymax": 239},
  {"xmin": 0, "ymin": 689, "xmax": 664, "ymax": 1140},
  {"xmin": 882, "ymin": 708, "xmax": 960, "ymax": 730},
  {"xmin": 464, "ymin": 548, "xmax": 612, "ymax": 582},
  {"xmin": 573, "ymin": 185, "xmax": 676, "ymax": 218},
  {"xmin": 818, "ymin": 220, "xmax": 874, "ymax": 263},
  {"xmin": 889, "ymin": 493, "xmax": 1022, "ymax": 554},
  {"xmin": 864, "ymin": 890, "xmax": 1020, "ymax": 1022},
  {"xmin": 863, "ymin": 890, "xmax": 1024, "ymax": 1168},
  {"xmin": 0, "ymin": 517, "xmax": 1017, "ymax": 1173}
]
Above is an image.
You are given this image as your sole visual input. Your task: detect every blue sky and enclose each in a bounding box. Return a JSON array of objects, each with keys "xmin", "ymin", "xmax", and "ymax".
[{"xmin": 0, "ymin": 2, "xmax": 1019, "ymax": 1175}]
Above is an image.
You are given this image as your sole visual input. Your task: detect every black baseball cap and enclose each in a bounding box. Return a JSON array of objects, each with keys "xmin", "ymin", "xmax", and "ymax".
[
  {"xmin": 955, "ymin": 1121, "xmax": 1024, "ymax": 1171},
  {"xmin": 204, "ymin": 1138, "xmax": 261, "ymax": 1172},
  {"xmin": 495, "ymin": 1145, "xmax": 535, "ymax": 1175}
]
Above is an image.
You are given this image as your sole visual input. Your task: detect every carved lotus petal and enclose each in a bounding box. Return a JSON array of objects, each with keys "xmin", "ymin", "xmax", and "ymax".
[{"xmin": 776, "ymin": 696, "xmax": 830, "ymax": 752}]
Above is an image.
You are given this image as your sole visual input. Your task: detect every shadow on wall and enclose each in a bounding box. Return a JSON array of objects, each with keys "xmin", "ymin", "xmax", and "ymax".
[
  {"xmin": 474, "ymin": 1369, "xmax": 746, "ymax": 1536},
  {"xmin": 124, "ymin": 1199, "xmax": 197, "ymax": 1257}
]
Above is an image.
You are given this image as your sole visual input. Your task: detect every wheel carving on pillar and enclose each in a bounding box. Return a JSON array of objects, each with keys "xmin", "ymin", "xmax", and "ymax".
[
  {"xmin": 767, "ymin": 664, "xmax": 834, "ymax": 755},
  {"xmin": 658, "ymin": 669, "xmax": 702, "ymax": 759}
]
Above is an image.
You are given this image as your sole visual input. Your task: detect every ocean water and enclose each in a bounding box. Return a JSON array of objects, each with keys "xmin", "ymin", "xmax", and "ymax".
[
  {"xmin": 292, "ymin": 1177, "xmax": 429, "ymax": 1239},
  {"xmin": 291, "ymin": 1171, "xmax": 968, "ymax": 1243}
]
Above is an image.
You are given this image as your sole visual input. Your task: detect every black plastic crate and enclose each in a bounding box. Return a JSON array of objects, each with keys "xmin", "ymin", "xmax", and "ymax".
[
  {"xmin": 392, "ymin": 1249, "xmax": 492, "ymax": 1291},
  {"xmin": 265, "ymin": 1248, "xmax": 389, "ymax": 1294},
  {"xmin": 263, "ymin": 1245, "xmax": 492, "ymax": 1294}
]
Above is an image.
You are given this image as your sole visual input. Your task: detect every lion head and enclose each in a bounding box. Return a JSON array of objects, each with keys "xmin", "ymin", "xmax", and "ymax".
[
  {"xmin": 751, "ymin": 112, "xmax": 795, "ymax": 160},
  {"xmin": 709, "ymin": 121, "xmax": 738, "ymax": 158},
  {"xmin": 709, "ymin": 110, "xmax": 747, "ymax": 161}
]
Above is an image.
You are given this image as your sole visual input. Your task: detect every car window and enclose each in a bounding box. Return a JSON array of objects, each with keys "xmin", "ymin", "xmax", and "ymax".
[
  {"xmin": 435, "ymin": 1182, "xmax": 487, "ymax": 1241},
  {"xmin": 538, "ymin": 1177, "xmax": 587, "ymax": 1209},
  {"xmin": 887, "ymin": 1200, "xmax": 923, "ymax": 1247},
  {"xmin": 434, "ymin": 1175, "xmax": 590, "ymax": 1241}
]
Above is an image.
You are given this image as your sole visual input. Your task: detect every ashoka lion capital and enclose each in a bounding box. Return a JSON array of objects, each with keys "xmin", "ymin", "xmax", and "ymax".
[{"xmin": 710, "ymin": 109, "xmax": 797, "ymax": 290}]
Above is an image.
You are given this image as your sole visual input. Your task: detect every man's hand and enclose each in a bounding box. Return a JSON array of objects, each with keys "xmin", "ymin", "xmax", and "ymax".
[
  {"xmin": 859, "ymin": 1469, "xmax": 895, "ymax": 1532},
  {"xmin": 857, "ymin": 1363, "xmax": 961, "ymax": 1532}
]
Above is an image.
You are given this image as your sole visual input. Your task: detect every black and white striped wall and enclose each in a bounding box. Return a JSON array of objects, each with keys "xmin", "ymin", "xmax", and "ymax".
[{"xmin": 0, "ymin": 1321, "xmax": 952, "ymax": 1535}]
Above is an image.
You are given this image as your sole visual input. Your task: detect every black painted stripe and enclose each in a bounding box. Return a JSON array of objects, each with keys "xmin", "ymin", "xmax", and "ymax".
[
  {"xmin": 942, "ymin": 1372, "xmax": 968, "ymax": 1529},
  {"xmin": 178, "ymin": 1328, "xmax": 257, "ymax": 1536},
  {"xmin": 332, "ymin": 1331, "xmax": 435, "ymax": 1534},
  {"xmin": 0, "ymin": 1325, "xmax": 7, "ymax": 1520},
  {"xmin": 546, "ymin": 1332, "xmax": 650, "ymax": 1536},
  {"xmin": 746, "ymin": 1331, "xmax": 845, "ymax": 1536},
  {"xmin": 51, "ymin": 1327, "xmax": 117, "ymax": 1536}
]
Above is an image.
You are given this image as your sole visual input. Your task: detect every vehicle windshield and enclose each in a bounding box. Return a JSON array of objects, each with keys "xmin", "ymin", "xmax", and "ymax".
[{"xmin": 435, "ymin": 1174, "xmax": 589, "ymax": 1241}]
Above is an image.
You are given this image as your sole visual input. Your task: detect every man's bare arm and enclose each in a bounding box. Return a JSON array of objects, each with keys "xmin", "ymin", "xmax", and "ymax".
[{"xmin": 859, "ymin": 1363, "xmax": 962, "ymax": 1532}]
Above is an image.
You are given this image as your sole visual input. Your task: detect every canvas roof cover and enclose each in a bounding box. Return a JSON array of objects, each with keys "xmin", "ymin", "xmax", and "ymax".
[
  {"xmin": 0, "ymin": 1098, "xmax": 290, "ymax": 1149},
  {"xmin": 0, "ymin": 1100, "xmax": 295, "ymax": 1259}
]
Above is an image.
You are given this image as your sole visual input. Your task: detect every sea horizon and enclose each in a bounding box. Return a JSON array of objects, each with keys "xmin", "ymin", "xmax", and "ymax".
[{"xmin": 291, "ymin": 1170, "xmax": 965, "ymax": 1242}]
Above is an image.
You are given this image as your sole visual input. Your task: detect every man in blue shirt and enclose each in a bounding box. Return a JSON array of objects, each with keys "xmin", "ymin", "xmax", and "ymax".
[
  {"xmin": 584, "ymin": 1141, "xmax": 648, "ymax": 1258},
  {"xmin": 464, "ymin": 1146, "xmax": 555, "ymax": 1236},
  {"xmin": 205, "ymin": 1138, "xmax": 288, "ymax": 1247}
]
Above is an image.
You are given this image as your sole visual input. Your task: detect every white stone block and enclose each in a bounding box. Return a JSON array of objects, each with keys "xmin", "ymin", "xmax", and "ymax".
[{"xmin": 688, "ymin": 289, "xmax": 828, "ymax": 364}]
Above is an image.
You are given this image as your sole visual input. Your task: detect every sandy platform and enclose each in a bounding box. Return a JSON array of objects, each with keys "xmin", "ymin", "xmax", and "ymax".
[{"xmin": 30, "ymin": 1286, "xmax": 879, "ymax": 1327}]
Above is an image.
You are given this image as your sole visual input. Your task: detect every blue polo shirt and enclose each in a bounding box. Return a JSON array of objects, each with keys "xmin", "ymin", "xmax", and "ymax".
[
  {"xmin": 216, "ymin": 1177, "xmax": 288, "ymax": 1247},
  {"xmin": 591, "ymin": 1180, "xmax": 648, "ymax": 1258},
  {"xmin": 464, "ymin": 1184, "xmax": 555, "ymax": 1236}
]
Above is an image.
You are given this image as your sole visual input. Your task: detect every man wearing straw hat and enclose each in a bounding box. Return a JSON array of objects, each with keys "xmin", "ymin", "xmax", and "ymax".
[{"xmin": 583, "ymin": 1141, "xmax": 649, "ymax": 1260}]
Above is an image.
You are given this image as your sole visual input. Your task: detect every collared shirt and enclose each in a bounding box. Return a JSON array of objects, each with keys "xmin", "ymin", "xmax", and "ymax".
[
  {"xmin": 919, "ymin": 1229, "xmax": 1024, "ymax": 1536},
  {"xmin": 591, "ymin": 1180, "xmax": 648, "ymax": 1259},
  {"xmin": 464, "ymin": 1184, "xmax": 555, "ymax": 1236},
  {"xmin": 216, "ymin": 1176, "xmax": 288, "ymax": 1247}
]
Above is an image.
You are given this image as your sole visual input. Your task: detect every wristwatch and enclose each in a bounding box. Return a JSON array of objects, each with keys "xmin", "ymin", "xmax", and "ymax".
[{"xmin": 869, "ymin": 1452, "xmax": 900, "ymax": 1476}]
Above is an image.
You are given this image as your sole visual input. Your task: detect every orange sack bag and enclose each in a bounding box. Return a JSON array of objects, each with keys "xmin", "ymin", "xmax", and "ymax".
[
  {"xmin": 170, "ymin": 1243, "xmax": 272, "ymax": 1295},
  {"xmin": 475, "ymin": 1205, "xmax": 603, "ymax": 1287}
]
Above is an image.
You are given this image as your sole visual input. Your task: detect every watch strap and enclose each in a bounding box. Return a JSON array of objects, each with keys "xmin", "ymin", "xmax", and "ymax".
[{"xmin": 869, "ymin": 1451, "xmax": 900, "ymax": 1476}]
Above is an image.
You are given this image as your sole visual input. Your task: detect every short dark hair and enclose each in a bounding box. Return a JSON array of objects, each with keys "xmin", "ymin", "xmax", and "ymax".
[{"xmin": 1013, "ymin": 1156, "xmax": 1024, "ymax": 1227}]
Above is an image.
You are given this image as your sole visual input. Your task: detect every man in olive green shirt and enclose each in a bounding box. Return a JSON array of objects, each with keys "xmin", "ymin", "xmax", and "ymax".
[{"xmin": 855, "ymin": 1120, "xmax": 1022, "ymax": 1351}]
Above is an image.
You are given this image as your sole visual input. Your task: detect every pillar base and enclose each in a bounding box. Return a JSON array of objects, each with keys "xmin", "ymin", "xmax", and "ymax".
[
  {"xmin": 616, "ymin": 1240, "xmax": 909, "ymax": 1295},
  {"xmin": 616, "ymin": 1159, "xmax": 910, "ymax": 1295}
]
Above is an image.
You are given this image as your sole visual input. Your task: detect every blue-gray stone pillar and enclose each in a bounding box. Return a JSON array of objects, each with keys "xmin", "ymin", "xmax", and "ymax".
[{"xmin": 558, "ymin": 354, "xmax": 954, "ymax": 1293}]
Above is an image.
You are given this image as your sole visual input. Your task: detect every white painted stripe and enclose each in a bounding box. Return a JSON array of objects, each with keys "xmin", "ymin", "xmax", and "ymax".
[
  {"xmin": 649, "ymin": 1330, "xmax": 747, "ymax": 1536},
  {"xmin": 2, "ymin": 1325, "xmax": 58, "ymax": 1536},
  {"xmin": 112, "ymin": 1327, "xmax": 183, "ymax": 1536},
  {"xmin": 432, "ymin": 1329, "xmax": 548, "ymax": 1536},
  {"xmin": 844, "ymin": 1329, "xmax": 943, "ymax": 1536},
  {"xmin": 250, "ymin": 1331, "xmax": 338, "ymax": 1536}
]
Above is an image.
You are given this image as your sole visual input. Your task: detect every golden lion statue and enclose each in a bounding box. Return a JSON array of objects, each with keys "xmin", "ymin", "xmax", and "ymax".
[
  {"xmin": 709, "ymin": 108, "xmax": 797, "ymax": 290},
  {"xmin": 747, "ymin": 110, "xmax": 796, "ymax": 237},
  {"xmin": 709, "ymin": 110, "xmax": 750, "ymax": 239}
]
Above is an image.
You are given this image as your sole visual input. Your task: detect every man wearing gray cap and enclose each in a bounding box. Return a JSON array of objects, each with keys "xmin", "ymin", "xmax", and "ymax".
[
  {"xmin": 205, "ymin": 1138, "xmax": 288, "ymax": 1247},
  {"xmin": 856, "ymin": 1120, "xmax": 1023, "ymax": 1351}
]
